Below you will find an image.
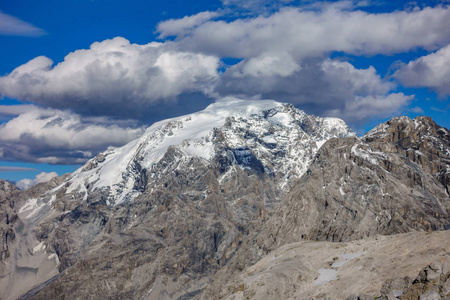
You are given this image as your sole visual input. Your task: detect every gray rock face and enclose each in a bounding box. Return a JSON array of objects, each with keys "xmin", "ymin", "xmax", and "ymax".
[
  {"xmin": 0, "ymin": 176, "xmax": 68, "ymax": 300},
  {"xmin": 370, "ymin": 259, "xmax": 450, "ymax": 300},
  {"xmin": 365, "ymin": 116, "xmax": 450, "ymax": 194},
  {"xmin": 253, "ymin": 116, "xmax": 450, "ymax": 252},
  {"xmin": 0, "ymin": 180, "xmax": 19, "ymax": 261},
  {"xmin": 29, "ymin": 152, "xmax": 267, "ymax": 299}
]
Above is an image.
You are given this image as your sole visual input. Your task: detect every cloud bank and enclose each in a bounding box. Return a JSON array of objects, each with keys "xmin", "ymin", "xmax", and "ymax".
[
  {"xmin": 16, "ymin": 171, "xmax": 58, "ymax": 190},
  {"xmin": 1, "ymin": 2, "xmax": 450, "ymax": 164},
  {"xmin": 216, "ymin": 58, "xmax": 410, "ymax": 125},
  {"xmin": 394, "ymin": 44, "xmax": 450, "ymax": 96},
  {"xmin": 157, "ymin": 5, "xmax": 450, "ymax": 58},
  {"xmin": 0, "ymin": 106, "xmax": 145, "ymax": 164},
  {"xmin": 157, "ymin": 11, "xmax": 219, "ymax": 38},
  {"xmin": 0, "ymin": 37, "xmax": 219, "ymax": 119}
]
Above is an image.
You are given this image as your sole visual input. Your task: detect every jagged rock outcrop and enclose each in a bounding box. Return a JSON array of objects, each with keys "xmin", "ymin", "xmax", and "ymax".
[
  {"xmin": 365, "ymin": 116, "xmax": 450, "ymax": 193},
  {"xmin": 350, "ymin": 257, "xmax": 450, "ymax": 299},
  {"xmin": 0, "ymin": 180, "xmax": 19, "ymax": 261},
  {"xmin": 257, "ymin": 116, "xmax": 449, "ymax": 250}
]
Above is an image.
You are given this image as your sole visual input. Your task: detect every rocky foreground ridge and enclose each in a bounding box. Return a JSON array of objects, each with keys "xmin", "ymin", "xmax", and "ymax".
[{"xmin": 0, "ymin": 98, "xmax": 449, "ymax": 299}]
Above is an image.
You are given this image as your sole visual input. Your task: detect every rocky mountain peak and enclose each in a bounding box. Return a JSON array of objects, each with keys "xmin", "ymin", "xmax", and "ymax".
[
  {"xmin": 0, "ymin": 98, "xmax": 358, "ymax": 300},
  {"xmin": 364, "ymin": 115, "xmax": 449, "ymax": 150},
  {"xmin": 60, "ymin": 97, "xmax": 355, "ymax": 206},
  {"xmin": 364, "ymin": 115, "xmax": 450, "ymax": 188},
  {"xmin": 0, "ymin": 180, "xmax": 17, "ymax": 197}
]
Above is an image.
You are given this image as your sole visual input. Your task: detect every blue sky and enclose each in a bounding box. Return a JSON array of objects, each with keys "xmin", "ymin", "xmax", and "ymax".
[{"xmin": 0, "ymin": 0, "xmax": 449, "ymax": 186}]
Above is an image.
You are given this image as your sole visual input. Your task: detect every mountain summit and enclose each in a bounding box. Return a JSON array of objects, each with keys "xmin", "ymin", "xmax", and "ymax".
[
  {"xmin": 0, "ymin": 98, "xmax": 354, "ymax": 299},
  {"xmin": 63, "ymin": 97, "xmax": 355, "ymax": 206},
  {"xmin": 1, "ymin": 99, "xmax": 449, "ymax": 300}
]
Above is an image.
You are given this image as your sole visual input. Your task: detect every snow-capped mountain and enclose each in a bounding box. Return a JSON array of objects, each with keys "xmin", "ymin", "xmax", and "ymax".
[
  {"xmin": 1, "ymin": 97, "xmax": 357, "ymax": 300},
  {"xmin": 1, "ymin": 101, "xmax": 448, "ymax": 300},
  {"xmin": 62, "ymin": 97, "xmax": 355, "ymax": 206},
  {"xmin": 9, "ymin": 98, "xmax": 449, "ymax": 300}
]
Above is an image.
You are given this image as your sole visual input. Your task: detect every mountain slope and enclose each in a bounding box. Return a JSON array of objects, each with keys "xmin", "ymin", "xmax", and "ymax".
[
  {"xmin": 198, "ymin": 231, "xmax": 450, "ymax": 300},
  {"xmin": 0, "ymin": 98, "xmax": 354, "ymax": 300},
  {"xmin": 198, "ymin": 115, "xmax": 450, "ymax": 299},
  {"xmin": 0, "ymin": 180, "xmax": 19, "ymax": 261},
  {"xmin": 260, "ymin": 115, "xmax": 449, "ymax": 247}
]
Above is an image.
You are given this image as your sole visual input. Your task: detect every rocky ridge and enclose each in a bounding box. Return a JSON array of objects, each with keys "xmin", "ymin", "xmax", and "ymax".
[{"xmin": 0, "ymin": 101, "xmax": 448, "ymax": 299}]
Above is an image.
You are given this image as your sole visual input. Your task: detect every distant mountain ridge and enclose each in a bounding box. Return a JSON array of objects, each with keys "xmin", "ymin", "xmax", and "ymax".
[{"xmin": 0, "ymin": 99, "xmax": 449, "ymax": 300}]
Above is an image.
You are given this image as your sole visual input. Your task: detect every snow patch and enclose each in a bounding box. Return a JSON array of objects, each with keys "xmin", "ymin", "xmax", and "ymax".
[
  {"xmin": 313, "ymin": 268, "xmax": 337, "ymax": 286},
  {"xmin": 48, "ymin": 253, "xmax": 60, "ymax": 264},
  {"xmin": 316, "ymin": 140, "xmax": 327, "ymax": 149},
  {"xmin": 268, "ymin": 112, "xmax": 292, "ymax": 126},
  {"xmin": 33, "ymin": 242, "xmax": 46, "ymax": 254},
  {"xmin": 351, "ymin": 144, "xmax": 386, "ymax": 165},
  {"xmin": 18, "ymin": 198, "xmax": 39, "ymax": 213},
  {"xmin": 313, "ymin": 252, "xmax": 366, "ymax": 286},
  {"xmin": 18, "ymin": 198, "xmax": 48, "ymax": 219}
]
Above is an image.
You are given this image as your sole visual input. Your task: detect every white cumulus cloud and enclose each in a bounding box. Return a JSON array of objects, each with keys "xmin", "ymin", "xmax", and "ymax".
[
  {"xmin": 0, "ymin": 106, "xmax": 145, "ymax": 164},
  {"xmin": 0, "ymin": 37, "xmax": 220, "ymax": 120},
  {"xmin": 0, "ymin": 105, "xmax": 36, "ymax": 118},
  {"xmin": 238, "ymin": 52, "xmax": 301, "ymax": 77},
  {"xmin": 16, "ymin": 171, "xmax": 58, "ymax": 190},
  {"xmin": 393, "ymin": 43, "xmax": 450, "ymax": 96},
  {"xmin": 157, "ymin": 11, "xmax": 219, "ymax": 38},
  {"xmin": 157, "ymin": 5, "xmax": 450, "ymax": 59},
  {"xmin": 216, "ymin": 58, "xmax": 405, "ymax": 125},
  {"xmin": 324, "ymin": 93, "xmax": 414, "ymax": 124}
]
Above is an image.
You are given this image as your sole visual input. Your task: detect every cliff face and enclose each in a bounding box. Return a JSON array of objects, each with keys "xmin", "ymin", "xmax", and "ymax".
[
  {"xmin": 258, "ymin": 116, "xmax": 449, "ymax": 248},
  {"xmin": 365, "ymin": 116, "xmax": 450, "ymax": 195},
  {"xmin": 0, "ymin": 180, "xmax": 19, "ymax": 261}
]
